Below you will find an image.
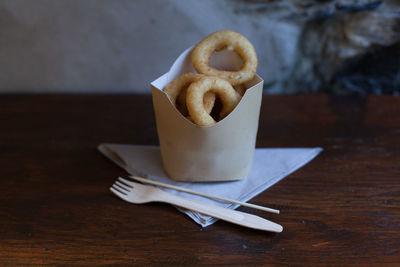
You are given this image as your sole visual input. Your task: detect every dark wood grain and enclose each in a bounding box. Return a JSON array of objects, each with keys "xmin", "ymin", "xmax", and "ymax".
[{"xmin": 1, "ymin": 94, "xmax": 399, "ymax": 265}]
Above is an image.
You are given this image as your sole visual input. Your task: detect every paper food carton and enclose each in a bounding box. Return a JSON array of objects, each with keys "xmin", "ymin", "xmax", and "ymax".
[{"xmin": 151, "ymin": 46, "xmax": 263, "ymax": 182}]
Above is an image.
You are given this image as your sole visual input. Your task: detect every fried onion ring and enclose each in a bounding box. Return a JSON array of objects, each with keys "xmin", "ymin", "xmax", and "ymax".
[
  {"xmin": 187, "ymin": 76, "xmax": 241, "ymax": 126},
  {"xmin": 191, "ymin": 30, "xmax": 258, "ymax": 86},
  {"xmin": 164, "ymin": 73, "xmax": 215, "ymax": 116},
  {"xmin": 234, "ymin": 84, "xmax": 246, "ymax": 96}
]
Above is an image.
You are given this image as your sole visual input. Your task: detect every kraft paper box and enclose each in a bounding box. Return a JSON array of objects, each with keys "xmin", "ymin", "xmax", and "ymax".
[{"xmin": 150, "ymin": 46, "xmax": 263, "ymax": 182}]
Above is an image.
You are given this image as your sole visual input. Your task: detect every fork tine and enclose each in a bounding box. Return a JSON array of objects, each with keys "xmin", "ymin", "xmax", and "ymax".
[
  {"xmin": 110, "ymin": 186, "xmax": 127, "ymax": 199},
  {"xmin": 115, "ymin": 181, "xmax": 132, "ymax": 192},
  {"xmin": 118, "ymin": 177, "xmax": 135, "ymax": 187},
  {"xmin": 112, "ymin": 183, "xmax": 130, "ymax": 194},
  {"xmin": 111, "ymin": 184, "xmax": 128, "ymax": 194}
]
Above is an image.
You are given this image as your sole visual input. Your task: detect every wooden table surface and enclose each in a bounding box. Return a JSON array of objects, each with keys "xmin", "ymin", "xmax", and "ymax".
[{"xmin": 1, "ymin": 94, "xmax": 399, "ymax": 265}]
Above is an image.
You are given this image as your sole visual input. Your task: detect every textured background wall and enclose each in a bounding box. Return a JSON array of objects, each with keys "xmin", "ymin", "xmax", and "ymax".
[
  {"xmin": 0, "ymin": 0, "xmax": 398, "ymax": 94},
  {"xmin": 0, "ymin": 0, "xmax": 299, "ymax": 93}
]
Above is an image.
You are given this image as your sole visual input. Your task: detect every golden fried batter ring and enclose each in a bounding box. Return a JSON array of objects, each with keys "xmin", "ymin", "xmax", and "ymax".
[
  {"xmin": 234, "ymin": 84, "xmax": 246, "ymax": 96},
  {"xmin": 191, "ymin": 30, "xmax": 258, "ymax": 86},
  {"xmin": 164, "ymin": 73, "xmax": 215, "ymax": 116},
  {"xmin": 187, "ymin": 76, "xmax": 241, "ymax": 126}
]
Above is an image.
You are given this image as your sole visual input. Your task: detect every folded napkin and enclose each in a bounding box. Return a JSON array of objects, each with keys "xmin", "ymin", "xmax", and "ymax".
[{"xmin": 99, "ymin": 143, "xmax": 322, "ymax": 227}]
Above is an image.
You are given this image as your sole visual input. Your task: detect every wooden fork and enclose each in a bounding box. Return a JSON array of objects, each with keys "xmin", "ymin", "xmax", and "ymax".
[{"xmin": 110, "ymin": 177, "xmax": 283, "ymax": 233}]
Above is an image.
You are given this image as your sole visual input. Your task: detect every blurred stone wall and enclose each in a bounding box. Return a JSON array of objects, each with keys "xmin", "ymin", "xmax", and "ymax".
[
  {"xmin": 271, "ymin": 0, "xmax": 400, "ymax": 94},
  {"xmin": 0, "ymin": 0, "xmax": 398, "ymax": 94}
]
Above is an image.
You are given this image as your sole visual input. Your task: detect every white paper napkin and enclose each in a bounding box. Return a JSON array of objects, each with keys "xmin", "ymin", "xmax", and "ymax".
[{"xmin": 99, "ymin": 143, "xmax": 322, "ymax": 227}]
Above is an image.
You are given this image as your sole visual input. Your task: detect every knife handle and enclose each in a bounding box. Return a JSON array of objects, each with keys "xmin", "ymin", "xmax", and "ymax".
[{"xmin": 157, "ymin": 190, "xmax": 283, "ymax": 233}]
